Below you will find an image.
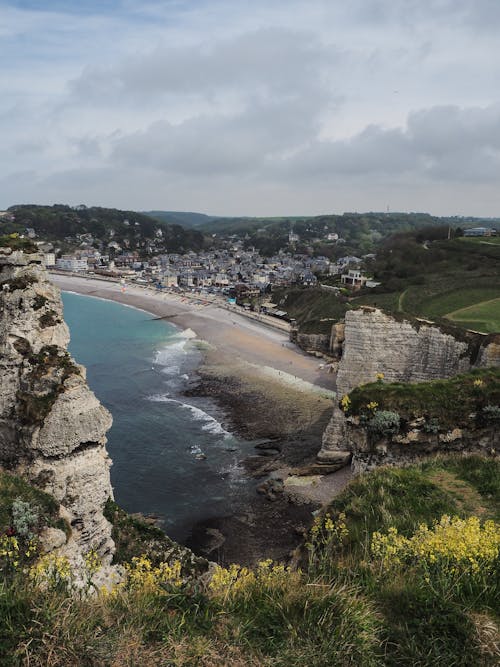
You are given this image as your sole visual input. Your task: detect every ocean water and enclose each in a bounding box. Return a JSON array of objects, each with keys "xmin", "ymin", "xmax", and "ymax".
[{"xmin": 62, "ymin": 291, "xmax": 254, "ymax": 543}]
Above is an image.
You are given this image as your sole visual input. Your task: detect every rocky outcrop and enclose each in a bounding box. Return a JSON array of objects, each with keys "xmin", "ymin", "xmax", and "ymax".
[
  {"xmin": 319, "ymin": 307, "xmax": 499, "ymax": 467},
  {"xmin": 329, "ymin": 417, "xmax": 498, "ymax": 476},
  {"xmin": 0, "ymin": 247, "xmax": 115, "ymax": 567},
  {"xmin": 294, "ymin": 332, "xmax": 331, "ymax": 355},
  {"xmin": 335, "ymin": 308, "xmax": 491, "ymax": 396}
]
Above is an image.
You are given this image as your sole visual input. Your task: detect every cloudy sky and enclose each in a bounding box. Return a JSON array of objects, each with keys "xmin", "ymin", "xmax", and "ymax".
[{"xmin": 1, "ymin": 1, "xmax": 500, "ymax": 216}]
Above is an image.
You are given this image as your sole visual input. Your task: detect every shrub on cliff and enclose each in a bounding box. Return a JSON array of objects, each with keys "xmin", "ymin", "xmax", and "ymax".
[{"xmin": 367, "ymin": 410, "xmax": 401, "ymax": 439}]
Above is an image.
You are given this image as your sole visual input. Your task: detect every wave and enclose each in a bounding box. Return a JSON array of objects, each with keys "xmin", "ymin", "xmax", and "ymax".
[{"xmin": 147, "ymin": 395, "xmax": 231, "ymax": 439}]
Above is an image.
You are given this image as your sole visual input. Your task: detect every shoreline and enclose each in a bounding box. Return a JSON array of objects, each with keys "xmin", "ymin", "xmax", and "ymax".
[
  {"xmin": 51, "ymin": 274, "xmax": 336, "ymax": 392},
  {"xmin": 53, "ymin": 274, "xmax": 351, "ymax": 566}
]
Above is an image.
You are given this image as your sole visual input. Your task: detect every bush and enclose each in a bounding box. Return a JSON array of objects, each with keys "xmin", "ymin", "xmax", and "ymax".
[
  {"xmin": 11, "ymin": 499, "xmax": 38, "ymax": 539},
  {"xmin": 368, "ymin": 410, "xmax": 401, "ymax": 438},
  {"xmin": 423, "ymin": 417, "xmax": 441, "ymax": 434},
  {"xmin": 482, "ymin": 405, "xmax": 500, "ymax": 422}
]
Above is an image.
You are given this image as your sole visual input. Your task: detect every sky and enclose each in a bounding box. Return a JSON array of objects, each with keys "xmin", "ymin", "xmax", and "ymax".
[{"xmin": 1, "ymin": 0, "xmax": 500, "ymax": 217}]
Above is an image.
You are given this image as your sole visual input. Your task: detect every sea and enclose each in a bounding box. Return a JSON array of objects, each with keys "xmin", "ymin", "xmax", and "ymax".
[{"xmin": 62, "ymin": 291, "xmax": 255, "ymax": 543}]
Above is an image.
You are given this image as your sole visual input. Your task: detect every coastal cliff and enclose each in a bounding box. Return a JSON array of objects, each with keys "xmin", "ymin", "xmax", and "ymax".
[
  {"xmin": 0, "ymin": 245, "xmax": 115, "ymax": 569},
  {"xmin": 335, "ymin": 308, "xmax": 496, "ymax": 396},
  {"xmin": 320, "ymin": 307, "xmax": 500, "ymax": 467}
]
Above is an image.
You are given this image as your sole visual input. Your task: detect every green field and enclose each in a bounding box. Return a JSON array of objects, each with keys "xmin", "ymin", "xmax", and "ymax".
[
  {"xmin": 446, "ymin": 297, "xmax": 500, "ymax": 333},
  {"xmin": 416, "ymin": 286, "xmax": 500, "ymax": 320},
  {"xmin": 458, "ymin": 236, "xmax": 500, "ymax": 246}
]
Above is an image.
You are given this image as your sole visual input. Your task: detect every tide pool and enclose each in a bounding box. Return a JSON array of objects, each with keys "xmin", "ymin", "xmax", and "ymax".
[{"xmin": 62, "ymin": 291, "xmax": 254, "ymax": 543}]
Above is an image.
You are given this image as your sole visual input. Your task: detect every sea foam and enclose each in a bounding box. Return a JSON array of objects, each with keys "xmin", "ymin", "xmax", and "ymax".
[{"xmin": 147, "ymin": 395, "xmax": 231, "ymax": 439}]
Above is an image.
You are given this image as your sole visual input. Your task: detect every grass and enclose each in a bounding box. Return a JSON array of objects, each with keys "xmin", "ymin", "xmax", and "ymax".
[
  {"xmin": 354, "ymin": 237, "xmax": 500, "ymax": 334},
  {"xmin": 417, "ymin": 287, "xmax": 500, "ymax": 321},
  {"xmin": 1, "ymin": 457, "xmax": 499, "ymax": 665},
  {"xmin": 458, "ymin": 236, "xmax": 500, "ymax": 246},
  {"xmin": 347, "ymin": 367, "xmax": 500, "ymax": 429},
  {"xmin": 447, "ymin": 298, "xmax": 500, "ymax": 333}
]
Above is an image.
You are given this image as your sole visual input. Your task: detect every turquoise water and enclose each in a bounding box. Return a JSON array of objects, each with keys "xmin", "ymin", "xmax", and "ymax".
[{"xmin": 62, "ymin": 292, "xmax": 254, "ymax": 543}]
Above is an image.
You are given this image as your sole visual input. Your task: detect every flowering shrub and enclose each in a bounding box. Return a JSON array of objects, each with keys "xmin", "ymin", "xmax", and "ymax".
[
  {"xmin": 124, "ymin": 555, "xmax": 183, "ymax": 593},
  {"xmin": 306, "ymin": 513, "xmax": 349, "ymax": 577},
  {"xmin": 376, "ymin": 373, "xmax": 385, "ymax": 381},
  {"xmin": 0, "ymin": 534, "xmax": 37, "ymax": 576},
  {"xmin": 30, "ymin": 553, "xmax": 72, "ymax": 590},
  {"xmin": 371, "ymin": 515, "xmax": 500, "ymax": 581},
  {"xmin": 209, "ymin": 559, "xmax": 291, "ymax": 601},
  {"xmin": 366, "ymin": 401, "xmax": 379, "ymax": 412}
]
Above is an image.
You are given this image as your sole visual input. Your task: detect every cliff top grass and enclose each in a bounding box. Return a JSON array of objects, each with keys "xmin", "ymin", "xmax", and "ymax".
[
  {"xmin": 346, "ymin": 367, "xmax": 500, "ymax": 428},
  {"xmin": 1, "ymin": 456, "xmax": 499, "ymax": 666},
  {"xmin": 324, "ymin": 455, "xmax": 500, "ymax": 554}
]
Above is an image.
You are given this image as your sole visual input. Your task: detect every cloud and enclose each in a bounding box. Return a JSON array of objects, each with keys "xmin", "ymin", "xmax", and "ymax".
[
  {"xmin": 1, "ymin": 1, "xmax": 500, "ymax": 215},
  {"xmin": 70, "ymin": 27, "xmax": 333, "ymax": 104}
]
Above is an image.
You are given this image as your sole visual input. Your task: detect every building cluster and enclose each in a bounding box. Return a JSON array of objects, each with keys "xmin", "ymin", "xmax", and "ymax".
[
  {"xmin": 463, "ymin": 227, "xmax": 497, "ymax": 237},
  {"xmin": 47, "ymin": 238, "xmax": 377, "ymax": 295}
]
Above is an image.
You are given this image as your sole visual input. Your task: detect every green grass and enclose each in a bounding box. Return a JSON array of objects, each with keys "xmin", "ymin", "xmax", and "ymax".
[
  {"xmin": 458, "ymin": 236, "xmax": 500, "ymax": 246},
  {"xmin": 347, "ymin": 368, "xmax": 500, "ymax": 428},
  {"xmin": 416, "ymin": 287, "xmax": 500, "ymax": 321},
  {"xmin": 446, "ymin": 298, "xmax": 500, "ymax": 333}
]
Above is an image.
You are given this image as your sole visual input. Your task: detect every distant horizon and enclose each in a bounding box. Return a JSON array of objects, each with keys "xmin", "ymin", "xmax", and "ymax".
[{"xmin": 3, "ymin": 201, "xmax": 500, "ymax": 222}]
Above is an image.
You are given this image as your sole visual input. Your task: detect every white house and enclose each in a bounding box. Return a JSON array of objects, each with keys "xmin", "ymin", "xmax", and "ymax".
[{"xmin": 55, "ymin": 256, "xmax": 88, "ymax": 272}]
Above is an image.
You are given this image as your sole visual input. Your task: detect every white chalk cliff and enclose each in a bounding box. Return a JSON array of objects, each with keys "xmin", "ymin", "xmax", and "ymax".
[
  {"xmin": 0, "ymin": 246, "xmax": 115, "ymax": 567},
  {"xmin": 319, "ymin": 307, "xmax": 500, "ymax": 465}
]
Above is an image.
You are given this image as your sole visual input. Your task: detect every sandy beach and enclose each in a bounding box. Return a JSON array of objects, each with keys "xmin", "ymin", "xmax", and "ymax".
[
  {"xmin": 52, "ymin": 274, "xmax": 351, "ymax": 566},
  {"xmin": 51, "ymin": 274, "xmax": 336, "ymax": 392}
]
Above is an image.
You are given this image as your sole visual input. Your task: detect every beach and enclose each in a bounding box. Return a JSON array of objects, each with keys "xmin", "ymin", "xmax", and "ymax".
[
  {"xmin": 51, "ymin": 274, "xmax": 335, "ymax": 391},
  {"xmin": 52, "ymin": 274, "xmax": 351, "ymax": 565}
]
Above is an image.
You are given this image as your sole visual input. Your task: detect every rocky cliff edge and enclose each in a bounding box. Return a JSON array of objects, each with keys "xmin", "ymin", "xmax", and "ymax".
[{"xmin": 0, "ymin": 246, "xmax": 115, "ymax": 576}]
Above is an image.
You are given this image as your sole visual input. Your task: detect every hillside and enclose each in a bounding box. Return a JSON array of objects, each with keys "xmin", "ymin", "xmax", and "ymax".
[
  {"xmin": 143, "ymin": 210, "xmax": 218, "ymax": 228},
  {"xmin": 189, "ymin": 211, "xmax": 500, "ymax": 258},
  {"xmin": 355, "ymin": 232, "xmax": 500, "ymax": 333},
  {"xmin": 272, "ymin": 228, "xmax": 500, "ymax": 337},
  {"xmin": 4, "ymin": 204, "xmax": 206, "ymax": 254}
]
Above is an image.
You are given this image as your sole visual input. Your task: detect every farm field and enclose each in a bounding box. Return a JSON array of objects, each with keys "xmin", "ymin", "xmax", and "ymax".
[
  {"xmin": 416, "ymin": 286, "xmax": 500, "ymax": 321},
  {"xmin": 458, "ymin": 236, "xmax": 500, "ymax": 246},
  {"xmin": 446, "ymin": 297, "xmax": 500, "ymax": 333}
]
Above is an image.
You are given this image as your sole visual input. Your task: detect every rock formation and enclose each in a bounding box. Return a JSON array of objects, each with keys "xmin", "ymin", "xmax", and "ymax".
[
  {"xmin": 335, "ymin": 308, "xmax": 489, "ymax": 396},
  {"xmin": 0, "ymin": 246, "xmax": 115, "ymax": 568},
  {"xmin": 319, "ymin": 307, "xmax": 500, "ymax": 468}
]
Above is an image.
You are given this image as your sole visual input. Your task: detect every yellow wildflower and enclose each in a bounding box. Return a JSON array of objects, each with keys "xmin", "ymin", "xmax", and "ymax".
[{"xmin": 340, "ymin": 394, "xmax": 351, "ymax": 412}]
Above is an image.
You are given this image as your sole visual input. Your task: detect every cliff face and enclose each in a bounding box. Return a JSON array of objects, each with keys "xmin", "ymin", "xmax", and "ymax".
[
  {"xmin": 320, "ymin": 307, "xmax": 499, "ymax": 467},
  {"xmin": 336, "ymin": 308, "xmax": 478, "ymax": 396},
  {"xmin": 0, "ymin": 247, "xmax": 114, "ymax": 564}
]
